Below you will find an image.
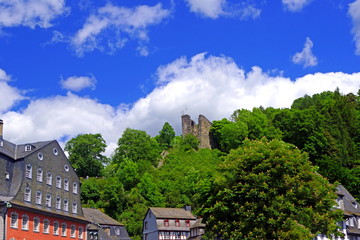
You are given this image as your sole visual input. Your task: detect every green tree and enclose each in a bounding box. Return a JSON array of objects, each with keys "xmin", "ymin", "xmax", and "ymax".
[
  {"xmin": 199, "ymin": 139, "xmax": 342, "ymax": 240},
  {"xmin": 65, "ymin": 133, "xmax": 107, "ymax": 178},
  {"xmin": 179, "ymin": 134, "xmax": 200, "ymax": 151},
  {"xmin": 156, "ymin": 122, "xmax": 175, "ymax": 149},
  {"xmin": 113, "ymin": 128, "xmax": 161, "ymax": 166}
]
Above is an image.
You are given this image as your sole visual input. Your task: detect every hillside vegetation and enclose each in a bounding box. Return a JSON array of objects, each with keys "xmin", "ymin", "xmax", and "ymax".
[{"xmin": 67, "ymin": 89, "xmax": 359, "ymax": 239}]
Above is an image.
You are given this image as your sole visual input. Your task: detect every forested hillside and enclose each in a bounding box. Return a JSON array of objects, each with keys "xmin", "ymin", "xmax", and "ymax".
[{"xmin": 66, "ymin": 89, "xmax": 360, "ymax": 239}]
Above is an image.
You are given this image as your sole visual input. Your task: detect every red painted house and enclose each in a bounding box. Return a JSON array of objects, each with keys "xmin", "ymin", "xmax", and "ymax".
[{"xmin": 0, "ymin": 120, "xmax": 89, "ymax": 240}]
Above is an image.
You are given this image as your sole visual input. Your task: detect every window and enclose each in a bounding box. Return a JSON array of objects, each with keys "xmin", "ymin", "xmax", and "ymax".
[
  {"xmin": 185, "ymin": 220, "xmax": 190, "ymax": 227},
  {"xmin": 164, "ymin": 219, "xmax": 169, "ymax": 227},
  {"xmin": 24, "ymin": 185, "xmax": 31, "ymax": 202},
  {"xmin": 45, "ymin": 194, "xmax": 51, "ymax": 208},
  {"xmin": 115, "ymin": 227, "xmax": 120, "ymax": 236},
  {"xmin": 64, "ymin": 164, "xmax": 69, "ymax": 172},
  {"xmin": 70, "ymin": 225, "xmax": 76, "ymax": 238},
  {"xmin": 5, "ymin": 171, "xmax": 9, "ymax": 180},
  {"xmin": 53, "ymin": 148, "xmax": 58, "ymax": 155},
  {"xmin": 25, "ymin": 164, "xmax": 32, "ymax": 179},
  {"xmin": 46, "ymin": 172, "xmax": 52, "ymax": 185},
  {"xmin": 35, "ymin": 191, "xmax": 42, "ymax": 205},
  {"xmin": 10, "ymin": 212, "xmax": 18, "ymax": 228},
  {"xmin": 25, "ymin": 145, "xmax": 32, "ymax": 151},
  {"xmin": 56, "ymin": 176, "xmax": 61, "ymax": 188},
  {"xmin": 54, "ymin": 221, "xmax": 59, "ymax": 235},
  {"xmin": 78, "ymin": 227, "xmax": 83, "ymax": 239},
  {"xmin": 144, "ymin": 221, "xmax": 148, "ymax": 230},
  {"xmin": 64, "ymin": 199, "xmax": 69, "ymax": 212},
  {"xmin": 43, "ymin": 219, "xmax": 50, "ymax": 234},
  {"xmin": 175, "ymin": 220, "xmax": 180, "ymax": 227},
  {"xmin": 61, "ymin": 223, "xmax": 67, "ymax": 236},
  {"xmin": 33, "ymin": 217, "xmax": 40, "ymax": 232},
  {"xmin": 56, "ymin": 196, "xmax": 61, "ymax": 210},
  {"xmin": 64, "ymin": 179, "xmax": 69, "ymax": 191},
  {"xmin": 38, "ymin": 152, "xmax": 43, "ymax": 160},
  {"xmin": 72, "ymin": 202, "xmax": 77, "ymax": 214},
  {"xmin": 22, "ymin": 215, "xmax": 29, "ymax": 230},
  {"xmin": 37, "ymin": 168, "xmax": 43, "ymax": 182},
  {"xmin": 73, "ymin": 182, "xmax": 78, "ymax": 194}
]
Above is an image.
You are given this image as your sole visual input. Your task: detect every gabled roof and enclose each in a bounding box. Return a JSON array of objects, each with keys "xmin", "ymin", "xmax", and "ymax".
[
  {"xmin": 83, "ymin": 208, "xmax": 124, "ymax": 226},
  {"xmin": 337, "ymin": 185, "xmax": 360, "ymax": 215},
  {"xmin": 149, "ymin": 207, "xmax": 196, "ymax": 220},
  {"xmin": 0, "ymin": 139, "xmax": 54, "ymax": 160},
  {"xmin": 190, "ymin": 218, "xmax": 206, "ymax": 229}
]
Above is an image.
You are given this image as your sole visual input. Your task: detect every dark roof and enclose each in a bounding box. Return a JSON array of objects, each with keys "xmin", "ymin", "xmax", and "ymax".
[
  {"xmin": 83, "ymin": 208, "xmax": 124, "ymax": 226},
  {"xmin": 0, "ymin": 139, "xmax": 53, "ymax": 160},
  {"xmin": 347, "ymin": 226, "xmax": 360, "ymax": 235},
  {"xmin": 149, "ymin": 207, "xmax": 196, "ymax": 220},
  {"xmin": 337, "ymin": 185, "xmax": 360, "ymax": 215}
]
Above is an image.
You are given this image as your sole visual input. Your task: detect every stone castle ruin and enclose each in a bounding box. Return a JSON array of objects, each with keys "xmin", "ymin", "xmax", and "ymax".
[{"xmin": 181, "ymin": 114, "xmax": 215, "ymax": 149}]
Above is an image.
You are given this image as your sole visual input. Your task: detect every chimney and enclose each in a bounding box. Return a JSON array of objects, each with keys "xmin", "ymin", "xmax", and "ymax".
[{"xmin": 184, "ymin": 206, "xmax": 191, "ymax": 212}]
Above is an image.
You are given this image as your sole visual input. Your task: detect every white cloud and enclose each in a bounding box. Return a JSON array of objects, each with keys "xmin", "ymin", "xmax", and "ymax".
[
  {"xmin": 185, "ymin": 0, "xmax": 261, "ymax": 19},
  {"xmin": 60, "ymin": 75, "xmax": 96, "ymax": 92},
  {"xmin": 0, "ymin": 0, "xmax": 68, "ymax": 28},
  {"xmin": 2, "ymin": 54, "xmax": 360, "ymax": 156},
  {"xmin": 292, "ymin": 37, "xmax": 318, "ymax": 68},
  {"xmin": 349, "ymin": 0, "xmax": 360, "ymax": 55},
  {"xmin": 70, "ymin": 3, "xmax": 171, "ymax": 56},
  {"xmin": 282, "ymin": 0, "xmax": 312, "ymax": 12},
  {"xmin": 0, "ymin": 68, "xmax": 24, "ymax": 112}
]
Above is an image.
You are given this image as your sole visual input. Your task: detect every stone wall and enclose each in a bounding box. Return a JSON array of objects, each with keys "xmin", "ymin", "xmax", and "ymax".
[{"xmin": 181, "ymin": 115, "xmax": 215, "ymax": 149}]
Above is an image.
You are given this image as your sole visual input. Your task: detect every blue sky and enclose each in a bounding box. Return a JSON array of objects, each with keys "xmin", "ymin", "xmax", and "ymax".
[{"xmin": 1, "ymin": 0, "xmax": 360, "ymax": 155}]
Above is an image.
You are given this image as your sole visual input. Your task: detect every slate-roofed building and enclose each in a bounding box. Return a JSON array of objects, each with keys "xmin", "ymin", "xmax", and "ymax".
[
  {"xmin": 317, "ymin": 185, "xmax": 360, "ymax": 240},
  {"xmin": 142, "ymin": 207, "xmax": 197, "ymax": 240},
  {"xmin": 0, "ymin": 120, "xmax": 88, "ymax": 240},
  {"xmin": 83, "ymin": 208, "xmax": 131, "ymax": 240},
  {"xmin": 188, "ymin": 218, "xmax": 205, "ymax": 240}
]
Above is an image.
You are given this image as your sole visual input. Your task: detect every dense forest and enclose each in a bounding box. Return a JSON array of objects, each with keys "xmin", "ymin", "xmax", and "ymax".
[{"xmin": 65, "ymin": 89, "xmax": 360, "ymax": 239}]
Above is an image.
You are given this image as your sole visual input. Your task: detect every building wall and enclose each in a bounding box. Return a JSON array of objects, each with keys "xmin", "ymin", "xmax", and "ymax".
[
  {"xmin": 5, "ymin": 207, "xmax": 86, "ymax": 240},
  {"xmin": 143, "ymin": 210, "xmax": 158, "ymax": 240}
]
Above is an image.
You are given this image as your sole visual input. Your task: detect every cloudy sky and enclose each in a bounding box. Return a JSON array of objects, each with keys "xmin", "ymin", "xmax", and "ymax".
[{"xmin": 1, "ymin": 0, "xmax": 360, "ymax": 155}]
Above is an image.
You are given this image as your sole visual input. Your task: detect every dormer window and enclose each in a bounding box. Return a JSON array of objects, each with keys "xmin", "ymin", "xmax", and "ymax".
[
  {"xmin": 46, "ymin": 172, "xmax": 52, "ymax": 185},
  {"xmin": 353, "ymin": 202, "xmax": 358, "ymax": 209},
  {"xmin": 64, "ymin": 179, "xmax": 69, "ymax": 191},
  {"xmin": 185, "ymin": 220, "xmax": 190, "ymax": 227},
  {"xmin": 72, "ymin": 202, "xmax": 77, "ymax": 214},
  {"xmin": 25, "ymin": 145, "xmax": 32, "ymax": 151},
  {"xmin": 25, "ymin": 165, "xmax": 32, "ymax": 179},
  {"xmin": 35, "ymin": 191, "xmax": 42, "ymax": 205},
  {"xmin": 73, "ymin": 182, "xmax": 78, "ymax": 194},
  {"xmin": 37, "ymin": 168, "xmax": 43, "ymax": 182},
  {"xmin": 24, "ymin": 185, "xmax": 31, "ymax": 202},
  {"xmin": 56, "ymin": 176, "xmax": 61, "ymax": 188},
  {"xmin": 115, "ymin": 227, "xmax": 120, "ymax": 236},
  {"xmin": 175, "ymin": 219, "xmax": 180, "ymax": 227},
  {"xmin": 164, "ymin": 219, "xmax": 169, "ymax": 227}
]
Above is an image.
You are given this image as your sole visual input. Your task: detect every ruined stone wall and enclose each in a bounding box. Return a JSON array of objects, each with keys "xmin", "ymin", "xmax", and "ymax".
[{"xmin": 181, "ymin": 114, "xmax": 215, "ymax": 149}]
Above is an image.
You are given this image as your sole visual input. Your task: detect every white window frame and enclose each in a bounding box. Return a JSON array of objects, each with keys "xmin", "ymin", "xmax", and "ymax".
[
  {"xmin": 46, "ymin": 172, "xmax": 52, "ymax": 185},
  {"xmin": 54, "ymin": 221, "xmax": 59, "ymax": 235},
  {"xmin": 33, "ymin": 217, "xmax": 40, "ymax": 232},
  {"xmin": 56, "ymin": 196, "xmax": 61, "ymax": 210},
  {"xmin": 24, "ymin": 185, "xmax": 31, "ymax": 202},
  {"xmin": 64, "ymin": 199, "xmax": 69, "ymax": 212},
  {"xmin": 35, "ymin": 191, "xmax": 42, "ymax": 205},
  {"xmin": 25, "ymin": 145, "xmax": 32, "ymax": 151},
  {"xmin": 64, "ymin": 179, "xmax": 69, "ymax": 191},
  {"xmin": 10, "ymin": 212, "xmax": 18, "ymax": 229},
  {"xmin": 61, "ymin": 222, "xmax": 67, "ymax": 237},
  {"xmin": 25, "ymin": 164, "xmax": 32, "ymax": 179},
  {"xmin": 43, "ymin": 219, "xmax": 50, "ymax": 234},
  {"xmin": 115, "ymin": 227, "xmax": 120, "ymax": 236},
  {"xmin": 70, "ymin": 224, "xmax": 76, "ymax": 238},
  {"xmin": 45, "ymin": 194, "xmax": 51, "ymax": 208},
  {"xmin": 37, "ymin": 168, "xmax": 43, "ymax": 182},
  {"xmin": 73, "ymin": 182, "xmax": 78, "ymax": 194},
  {"xmin": 56, "ymin": 176, "xmax": 61, "ymax": 188},
  {"xmin": 72, "ymin": 202, "xmax": 77, "ymax": 214},
  {"xmin": 22, "ymin": 214, "xmax": 29, "ymax": 230}
]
